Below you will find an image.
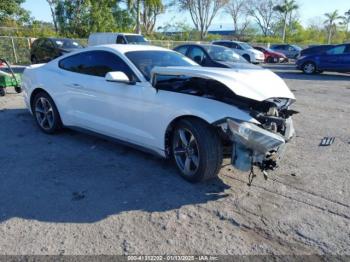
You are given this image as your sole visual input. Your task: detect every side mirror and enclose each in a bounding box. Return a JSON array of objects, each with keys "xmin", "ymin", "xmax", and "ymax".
[
  {"xmin": 105, "ymin": 71, "xmax": 135, "ymax": 85},
  {"xmin": 193, "ymin": 56, "xmax": 203, "ymax": 64}
]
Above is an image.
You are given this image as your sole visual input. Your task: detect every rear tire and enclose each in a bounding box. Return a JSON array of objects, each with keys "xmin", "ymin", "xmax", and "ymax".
[
  {"xmin": 172, "ymin": 118, "xmax": 223, "ymax": 183},
  {"xmin": 32, "ymin": 92, "xmax": 62, "ymax": 134}
]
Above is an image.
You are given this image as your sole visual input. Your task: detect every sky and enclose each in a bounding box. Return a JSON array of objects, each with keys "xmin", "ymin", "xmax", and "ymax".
[{"xmin": 22, "ymin": 0, "xmax": 350, "ymax": 30}]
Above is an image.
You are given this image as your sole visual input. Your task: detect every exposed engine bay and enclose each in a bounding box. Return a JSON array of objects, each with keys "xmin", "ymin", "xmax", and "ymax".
[{"xmin": 154, "ymin": 74, "xmax": 297, "ymax": 175}]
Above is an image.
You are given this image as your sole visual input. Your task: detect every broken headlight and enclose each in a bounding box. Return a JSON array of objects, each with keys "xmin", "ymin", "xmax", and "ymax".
[{"xmin": 227, "ymin": 119, "xmax": 285, "ymax": 154}]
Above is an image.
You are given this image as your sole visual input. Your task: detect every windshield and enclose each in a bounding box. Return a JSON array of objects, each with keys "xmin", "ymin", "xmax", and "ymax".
[
  {"xmin": 54, "ymin": 39, "xmax": 82, "ymax": 49},
  {"xmin": 125, "ymin": 35, "xmax": 148, "ymax": 44},
  {"xmin": 292, "ymin": 45, "xmax": 302, "ymax": 51},
  {"xmin": 126, "ymin": 51, "xmax": 198, "ymax": 81},
  {"xmin": 203, "ymin": 45, "xmax": 247, "ymax": 63}
]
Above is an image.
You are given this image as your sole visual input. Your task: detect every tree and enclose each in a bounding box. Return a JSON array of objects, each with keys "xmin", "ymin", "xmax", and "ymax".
[
  {"xmin": 127, "ymin": 0, "xmax": 163, "ymax": 34},
  {"xmin": 112, "ymin": 4, "xmax": 135, "ymax": 32},
  {"xmin": 273, "ymin": 0, "xmax": 298, "ymax": 42},
  {"xmin": 176, "ymin": 0, "xmax": 228, "ymax": 40},
  {"xmin": 141, "ymin": 0, "xmax": 164, "ymax": 34},
  {"xmin": 56, "ymin": 0, "xmax": 91, "ymax": 37},
  {"xmin": 324, "ymin": 10, "xmax": 342, "ymax": 44},
  {"xmin": 46, "ymin": 0, "xmax": 59, "ymax": 33},
  {"xmin": 89, "ymin": 0, "xmax": 118, "ymax": 33},
  {"xmin": 0, "ymin": 0, "xmax": 30, "ymax": 25},
  {"xmin": 225, "ymin": 0, "xmax": 249, "ymax": 38},
  {"xmin": 246, "ymin": 0, "xmax": 277, "ymax": 37},
  {"xmin": 340, "ymin": 9, "xmax": 350, "ymax": 34}
]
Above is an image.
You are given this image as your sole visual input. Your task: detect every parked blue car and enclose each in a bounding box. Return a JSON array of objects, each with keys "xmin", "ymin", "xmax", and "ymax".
[{"xmin": 296, "ymin": 44, "xmax": 350, "ymax": 74}]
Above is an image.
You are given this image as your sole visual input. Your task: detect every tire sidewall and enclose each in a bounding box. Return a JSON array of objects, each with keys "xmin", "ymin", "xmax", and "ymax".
[{"xmin": 172, "ymin": 120, "xmax": 213, "ymax": 183}]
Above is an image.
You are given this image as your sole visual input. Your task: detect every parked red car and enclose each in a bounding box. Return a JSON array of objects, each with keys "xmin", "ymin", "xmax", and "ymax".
[{"xmin": 254, "ymin": 46, "xmax": 288, "ymax": 63}]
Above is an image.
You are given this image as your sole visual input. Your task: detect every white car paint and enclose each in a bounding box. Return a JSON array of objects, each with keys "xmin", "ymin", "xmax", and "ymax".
[
  {"xmin": 152, "ymin": 66, "xmax": 295, "ymax": 102},
  {"xmin": 22, "ymin": 44, "xmax": 294, "ymax": 158},
  {"xmin": 88, "ymin": 33, "xmax": 148, "ymax": 46}
]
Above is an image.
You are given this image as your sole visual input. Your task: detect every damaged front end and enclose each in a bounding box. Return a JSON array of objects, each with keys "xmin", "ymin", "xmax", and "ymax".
[
  {"xmin": 217, "ymin": 98, "xmax": 296, "ymax": 173},
  {"xmin": 150, "ymin": 66, "xmax": 296, "ymax": 175}
]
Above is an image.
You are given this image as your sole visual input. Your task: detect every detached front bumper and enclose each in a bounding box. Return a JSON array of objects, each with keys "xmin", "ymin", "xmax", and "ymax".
[{"xmin": 218, "ymin": 118, "xmax": 295, "ymax": 172}]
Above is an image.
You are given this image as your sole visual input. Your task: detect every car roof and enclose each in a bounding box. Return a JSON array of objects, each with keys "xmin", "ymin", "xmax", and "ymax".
[
  {"xmin": 49, "ymin": 37, "xmax": 75, "ymax": 41},
  {"xmin": 175, "ymin": 43, "xmax": 213, "ymax": 48},
  {"xmin": 83, "ymin": 44, "xmax": 171, "ymax": 54},
  {"xmin": 213, "ymin": 40, "xmax": 243, "ymax": 43}
]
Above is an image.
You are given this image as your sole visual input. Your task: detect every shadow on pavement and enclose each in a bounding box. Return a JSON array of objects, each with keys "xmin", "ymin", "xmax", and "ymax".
[{"xmin": 0, "ymin": 109, "xmax": 230, "ymax": 224}]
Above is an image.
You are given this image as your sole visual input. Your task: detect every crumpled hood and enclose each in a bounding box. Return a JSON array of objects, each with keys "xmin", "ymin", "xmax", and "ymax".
[{"xmin": 151, "ymin": 66, "xmax": 295, "ymax": 102}]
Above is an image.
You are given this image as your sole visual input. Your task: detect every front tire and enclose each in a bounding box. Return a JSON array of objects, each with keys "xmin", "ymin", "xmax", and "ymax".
[
  {"xmin": 32, "ymin": 92, "xmax": 62, "ymax": 134},
  {"xmin": 0, "ymin": 88, "xmax": 5, "ymax": 97},
  {"xmin": 172, "ymin": 119, "xmax": 223, "ymax": 183},
  {"xmin": 302, "ymin": 62, "xmax": 316, "ymax": 74},
  {"xmin": 14, "ymin": 86, "xmax": 22, "ymax": 93},
  {"xmin": 267, "ymin": 57, "xmax": 275, "ymax": 63}
]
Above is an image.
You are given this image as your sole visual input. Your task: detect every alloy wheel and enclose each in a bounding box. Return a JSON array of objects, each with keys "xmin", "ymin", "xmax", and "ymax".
[
  {"xmin": 35, "ymin": 97, "xmax": 55, "ymax": 130},
  {"xmin": 173, "ymin": 128, "xmax": 200, "ymax": 177},
  {"xmin": 304, "ymin": 63, "xmax": 315, "ymax": 74}
]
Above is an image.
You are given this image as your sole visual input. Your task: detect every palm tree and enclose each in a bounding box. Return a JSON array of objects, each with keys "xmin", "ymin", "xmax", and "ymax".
[
  {"xmin": 340, "ymin": 9, "xmax": 350, "ymax": 34},
  {"xmin": 127, "ymin": 0, "xmax": 162, "ymax": 34},
  {"xmin": 324, "ymin": 10, "xmax": 342, "ymax": 44},
  {"xmin": 273, "ymin": 0, "xmax": 299, "ymax": 42}
]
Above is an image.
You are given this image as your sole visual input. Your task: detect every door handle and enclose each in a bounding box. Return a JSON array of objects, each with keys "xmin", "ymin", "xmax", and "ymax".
[{"xmin": 70, "ymin": 83, "xmax": 84, "ymax": 89}]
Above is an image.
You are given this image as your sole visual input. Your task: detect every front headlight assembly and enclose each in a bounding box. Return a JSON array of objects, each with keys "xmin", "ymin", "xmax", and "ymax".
[
  {"xmin": 218, "ymin": 118, "xmax": 286, "ymax": 172},
  {"xmin": 227, "ymin": 119, "xmax": 285, "ymax": 154}
]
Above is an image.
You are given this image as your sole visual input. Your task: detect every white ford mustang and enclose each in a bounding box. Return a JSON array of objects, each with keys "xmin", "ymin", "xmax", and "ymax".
[{"xmin": 22, "ymin": 44, "xmax": 296, "ymax": 183}]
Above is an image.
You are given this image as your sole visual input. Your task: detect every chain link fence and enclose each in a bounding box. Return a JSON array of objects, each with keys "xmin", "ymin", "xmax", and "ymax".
[
  {"xmin": 0, "ymin": 36, "xmax": 88, "ymax": 65},
  {"xmin": 0, "ymin": 36, "xmax": 215, "ymax": 65},
  {"xmin": 0, "ymin": 36, "xmax": 274, "ymax": 65}
]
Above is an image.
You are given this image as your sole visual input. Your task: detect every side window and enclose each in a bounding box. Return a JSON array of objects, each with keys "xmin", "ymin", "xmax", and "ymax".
[
  {"xmin": 175, "ymin": 46, "xmax": 188, "ymax": 55},
  {"xmin": 45, "ymin": 40, "xmax": 55, "ymax": 48},
  {"xmin": 188, "ymin": 47, "xmax": 207, "ymax": 64},
  {"xmin": 327, "ymin": 45, "xmax": 346, "ymax": 55},
  {"xmin": 216, "ymin": 42, "xmax": 229, "ymax": 48},
  {"xmin": 236, "ymin": 44, "xmax": 243, "ymax": 50},
  {"xmin": 116, "ymin": 35, "xmax": 126, "ymax": 44},
  {"xmin": 344, "ymin": 45, "xmax": 350, "ymax": 54},
  {"xmin": 59, "ymin": 51, "xmax": 137, "ymax": 80},
  {"xmin": 35, "ymin": 39, "xmax": 45, "ymax": 48}
]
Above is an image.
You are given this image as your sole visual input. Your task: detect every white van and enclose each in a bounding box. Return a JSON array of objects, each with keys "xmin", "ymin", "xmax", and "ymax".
[{"xmin": 88, "ymin": 33, "xmax": 148, "ymax": 46}]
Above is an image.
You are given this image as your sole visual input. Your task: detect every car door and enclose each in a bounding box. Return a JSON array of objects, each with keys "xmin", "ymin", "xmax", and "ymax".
[
  {"xmin": 57, "ymin": 50, "xmax": 157, "ymax": 146},
  {"xmin": 231, "ymin": 42, "xmax": 244, "ymax": 56},
  {"xmin": 341, "ymin": 45, "xmax": 350, "ymax": 72},
  {"xmin": 320, "ymin": 45, "xmax": 347, "ymax": 71}
]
